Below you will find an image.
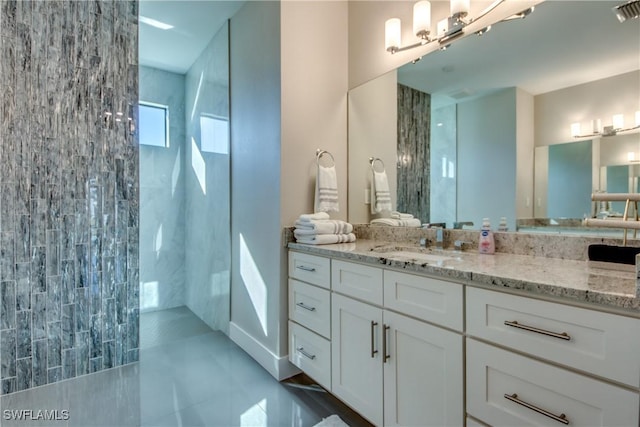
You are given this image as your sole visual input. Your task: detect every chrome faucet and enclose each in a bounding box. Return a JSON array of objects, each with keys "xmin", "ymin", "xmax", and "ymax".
[{"xmin": 435, "ymin": 228, "xmax": 444, "ymax": 250}]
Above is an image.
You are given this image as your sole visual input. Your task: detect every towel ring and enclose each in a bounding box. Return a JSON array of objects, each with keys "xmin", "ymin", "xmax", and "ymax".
[
  {"xmin": 369, "ymin": 157, "xmax": 385, "ymax": 173},
  {"xmin": 316, "ymin": 149, "xmax": 335, "ymax": 167}
]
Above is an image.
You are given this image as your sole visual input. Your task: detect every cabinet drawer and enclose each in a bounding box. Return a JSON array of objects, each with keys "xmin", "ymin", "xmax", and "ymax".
[
  {"xmin": 289, "ymin": 279, "xmax": 331, "ymax": 339},
  {"xmin": 289, "ymin": 252, "xmax": 331, "ymax": 289},
  {"xmin": 331, "ymin": 260, "xmax": 383, "ymax": 305},
  {"xmin": 384, "ymin": 270, "xmax": 463, "ymax": 331},
  {"xmin": 467, "ymin": 339, "xmax": 639, "ymax": 427},
  {"xmin": 466, "ymin": 287, "xmax": 640, "ymax": 387},
  {"xmin": 288, "ymin": 321, "xmax": 331, "ymax": 390}
]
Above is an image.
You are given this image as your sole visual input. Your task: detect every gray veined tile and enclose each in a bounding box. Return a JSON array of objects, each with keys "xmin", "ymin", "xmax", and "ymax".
[
  {"xmin": 1, "ymin": 280, "xmax": 17, "ymax": 329},
  {"xmin": 89, "ymin": 315, "xmax": 102, "ymax": 358},
  {"xmin": 31, "ymin": 292, "xmax": 46, "ymax": 340},
  {"xmin": 1, "ymin": 329, "xmax": 17, "ymax": 378},
  {"xmin": 32, "ymin": 339, "xmax": 47, "ymax": 387},
  {"xmin": 74, "ymin": 288, "xmax": 89, "ymax": 333},
  {"xmin": 75, "ymin": 245, "xmax": 88, "ymax": 289},
  {"xmin": 62, "ymin": 348, "xmax": 76, "ymax": 380},
  {"xmin": 61, "ymin": 216, "xmax": 76, "ymax": 261},
  {"xmin": 1, "ymin": 231, "xmax": 16, "ymax": 281},
  {"xmin": 16, "ymin": 310, "xmax": 31, "ymax": 359},
  {"xmin": 16, "ymin": 357, "xmax": 32, "ymax": 392},
  {"xmin": 61, "ymin": 304, "xmax": 75, "ymax": 350},
  {"xmin": 16, "ymin": 215, "xmax": 31, "ymax": 264},
  {"xmin": 47, "ymin": 276, "xmax": 62, "ymax": 322},
  {"xmin": 15, "ymin": 263, "xmax": 31, "ymax": 311},
  {"xmin": 30, "ymin": 246, "xmax": 45, "ymax": 292},
  {"xmin": 75, "ymin": 331, "xmax": 90, "ymax": 376},
  {"xmin": 46, "ymin": 229, "xmax": 61, "ymax": 277},
  {"xmin": 48, "ymin": 321, "xmax": 62, "ymax": 368}
]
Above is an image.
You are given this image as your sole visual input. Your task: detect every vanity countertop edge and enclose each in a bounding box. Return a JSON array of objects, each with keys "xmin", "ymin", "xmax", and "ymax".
[{"xmin": 288, "ymin": 239, "xmax": 640, "ymax": 316}]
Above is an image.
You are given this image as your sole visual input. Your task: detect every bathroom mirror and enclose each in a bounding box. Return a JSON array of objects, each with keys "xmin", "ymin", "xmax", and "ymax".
[{"xmin": 347, "ymin": 0, "xmax": 640, "ymax": 233}]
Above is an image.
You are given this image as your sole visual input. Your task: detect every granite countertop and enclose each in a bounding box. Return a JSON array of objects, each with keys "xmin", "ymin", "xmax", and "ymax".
[{"xmin": 288, "ymin": 239, "xmax": 640, "ymax": 315}]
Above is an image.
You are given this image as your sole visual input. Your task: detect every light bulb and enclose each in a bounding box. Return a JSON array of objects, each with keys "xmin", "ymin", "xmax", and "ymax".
[
  {"xmin": 450, "ymin": 0, "xmax": 470, "ymax": 17},
  {"xmin": 413, "ymin": 1, "xmax": 431, "ymax": 39},
  {"xmin": 612, "ymin": 113, "xmax": 624, "ymax": 130},
  {"xmin": 570, "ymin": 122, "xmax": 581, "ymax": 137},
  {"xmin": 385, "ymin": 18, "xmax": 401, "ymax": 52},
  {"xmin": 635, "ymin": 111, "xmax": 640, "ymax": 127}
]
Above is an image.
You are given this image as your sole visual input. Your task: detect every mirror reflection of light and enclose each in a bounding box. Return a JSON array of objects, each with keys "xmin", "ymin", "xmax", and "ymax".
[
  {"xmin": 239, "ymin": 233, "xmax": 268, "ymax": 336},
  {"xmin": 172, "ymin": 145, "xmax": 181, "ymax": 197},
  {"xmin": 141, "ymin": 281, "xmax": 159, "ymax": 310},
  {"xmin": 154, "ymin": 224, "xmax": 163, "ymax": 259},
  {"xmin": 190, "ymin": 71, "xmax": 205, "ymax": 122},
  {"xmin": 191, "ymin": 138, "xmax": 206, "ymax": 195},
  {"xmin": 448, "ymin": 160, "xmax": 455, "ymax": 178},
  {"xmin": 240, "ymin": 398, "xmax": 267, "ymax": 426}
]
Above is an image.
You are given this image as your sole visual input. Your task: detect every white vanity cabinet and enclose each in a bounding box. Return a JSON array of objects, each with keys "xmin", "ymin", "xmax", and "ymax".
[
  {"xmin": 466, "ymin": 287, "xmax": 640, "ymax": 427},
  {"xmin": 287, "ymin": 252, "xmax": 332, "ymax": 390},
  {"xmin": 330, "ymin": 262, "xmax": 464, "ymax": 426}
]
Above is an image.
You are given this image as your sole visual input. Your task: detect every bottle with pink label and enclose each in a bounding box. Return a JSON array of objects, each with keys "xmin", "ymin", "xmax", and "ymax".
[{"xmin": 478, "ymin": 217, "xmax": 495, "ymax": 255}]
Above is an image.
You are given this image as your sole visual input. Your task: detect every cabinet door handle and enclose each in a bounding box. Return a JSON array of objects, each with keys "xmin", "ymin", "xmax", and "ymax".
[
  {"xmin": 296, "ymin": 347, "xmax": 316, "ymax": 360},
  {"xmin": 504, "ymin": 393, "xmax": 569, "ymax": 425},
  {"xmin": 296, "ymin": 302, "xmax": 316, "ymax": 312},
  {"xmin": 296, "ymin": 265, "xmax": 316, "ymax": 272},
  {"xmin": 371, "ymin": 321, "xmax": 379, "ymax": 358},
  {"xmin": 504, "ymin": 320, "xmax": 571, "ymax": 341},
  {"xmin": 383, "ymin": 324, "xmax": 391, "ymax": 363}
]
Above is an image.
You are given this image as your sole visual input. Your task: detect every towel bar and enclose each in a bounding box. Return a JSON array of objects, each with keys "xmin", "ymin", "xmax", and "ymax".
[
  {"xmin": 369, "ymin": 157, "xmax": 385, "ymax": 173},
  {"xmin": 316, "ymin": 149, "xmax": 335, "ymax": 167}
]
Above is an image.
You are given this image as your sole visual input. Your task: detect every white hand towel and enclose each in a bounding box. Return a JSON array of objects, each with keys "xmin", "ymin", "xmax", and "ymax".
[
  {"xmin": 390, "ymin": 211, "xmax": 414, "ymax": 219},
  {"xmin": 315, "ymin": 165, "xmax": 339, "ymax": 213},
  {"xmin": 370, "ymin": 218, "xmax": 421, "ymax": 227},
  {"xmin": 296, "ymin": 233, "xmax": 356, "ymax": 245},
  {"xmin": 294, "ymin": 219, "xmax": 353, "ymax": 235},
  {"xmin": 297, "ymin": 212, "xmax": 331, "ymax": 222},
  {"xmin": 371, "ymin": 170, "xmax": 392, "ymax": 214}
]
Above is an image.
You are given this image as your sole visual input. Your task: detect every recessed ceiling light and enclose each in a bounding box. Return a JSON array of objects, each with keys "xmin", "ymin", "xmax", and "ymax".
[{"xmin": 139, "ymin": 15, "xmax": 174, "ymax": 30}]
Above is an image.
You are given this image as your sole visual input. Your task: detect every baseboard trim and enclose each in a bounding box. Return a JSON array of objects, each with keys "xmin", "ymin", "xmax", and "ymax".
[{"xmin": 229, "ymin": 321, "xmax": 300, "ymax": 381}]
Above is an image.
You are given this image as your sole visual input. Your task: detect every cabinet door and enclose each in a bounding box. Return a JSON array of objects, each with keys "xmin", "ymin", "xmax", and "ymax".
[
  {"xmin": 331, "ymin": 293, "xmax": 383, "ymax": 426},
  {"xmin": 383, "ymin": 310, "xmax": 464, "ymax": 427}
]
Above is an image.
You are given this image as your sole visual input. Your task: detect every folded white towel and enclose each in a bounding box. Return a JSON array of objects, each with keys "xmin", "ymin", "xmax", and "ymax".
[
  {"xmin": 296, "ymin": 233, "xmax": 356, "ymax": 245},
  {"xmin": 294, "ymin": 219, "xmax": 353, "ymax": 235},
  {"xmin": 370, "ymin": 218, "xmax": 421, "ymax": 227},
  {"xmin": 390, "ymin": 211, "xmax": 413, "ymax": 219},
  {"xmin": 298, "ymin": 212, "xmax": 331, "ymax": 222},
  {"xmin": 371, "ymin": 170, "xmax": 392, "ymax": 214},
  {"xmin": 315, "ymin": 165, "xmax": 339, "ymax": 213}
]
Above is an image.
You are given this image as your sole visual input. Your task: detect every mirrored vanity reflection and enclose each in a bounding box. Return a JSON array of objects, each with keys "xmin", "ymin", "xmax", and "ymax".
[{"xmin": 347, "ymin": 1, "xmax": 640, "ymax": 236}]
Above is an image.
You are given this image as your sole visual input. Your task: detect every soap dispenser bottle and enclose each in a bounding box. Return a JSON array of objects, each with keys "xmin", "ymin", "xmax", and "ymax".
[{"xmin": 478, "ymin": 218, "xmax": 495, "ymax": 254}]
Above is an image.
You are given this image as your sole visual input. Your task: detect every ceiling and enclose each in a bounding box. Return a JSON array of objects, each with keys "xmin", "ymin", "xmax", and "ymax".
[
  {"xmin": 139, "ymin": 0, "xmax": 244, "ymax": 74},
  {"xmin": 398, "ymin": 1, "xmax": 640, "ymax": 104}
]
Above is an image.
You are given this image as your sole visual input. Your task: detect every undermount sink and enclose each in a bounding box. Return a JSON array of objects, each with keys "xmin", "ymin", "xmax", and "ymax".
[
  {"xmin": 371, "ymin": 246, "xmax": 457, "ymax": 264},
  {"xmin": 383, "ymin": 251, "xmax": 454, "ymax": 263}
]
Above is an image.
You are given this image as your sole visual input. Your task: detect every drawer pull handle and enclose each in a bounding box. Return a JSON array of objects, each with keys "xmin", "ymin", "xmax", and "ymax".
[
  {"xmin": 504, "ymin": 320, "xmax": 571, "ymax": 341},
  {"xmin": 296, "ymin": 302, "xmax": 316, "ymax": 312},
  {"xmin": 371, "ymin": 321, "xmax": 379, "ymax": 358},
  {"xmin": 296, "ymin": 265, "xmax": 316, "ymax": 272},
  {"xmin": 383, "ymin": 324, "xmax": 391, "ymax": 363},
  {"xmin": 296, "ymin": 347, "xmax": 316, "ymax": 360},
  {"xmin": 504, "ymin": 393, "xmax": 569, "ymax": 425}
]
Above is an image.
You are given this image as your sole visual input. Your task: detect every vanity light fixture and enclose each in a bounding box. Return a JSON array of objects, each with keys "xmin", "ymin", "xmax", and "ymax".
[
  {"xmin": 612, "ymin": 0, "xmax": 640, "ymax": 23},
  {"xmin": 571, "ymin": 111, "xmax": 640, "ymax": 138},
  {"xmin": 385, "ymin": 0, "xmax": 510, "ymax": 54}
]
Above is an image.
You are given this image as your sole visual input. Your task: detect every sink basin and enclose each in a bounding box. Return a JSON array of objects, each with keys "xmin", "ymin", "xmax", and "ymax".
[
  {"xmin": 383, "ymin": 251, "xmax": 454, "ymax": 263},
  {"xmin": 373, "ymin": 246, "xmax": 457, "ymax": 265}
]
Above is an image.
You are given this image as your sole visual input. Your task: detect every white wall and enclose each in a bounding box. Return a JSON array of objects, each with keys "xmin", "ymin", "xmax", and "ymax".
[
  {"xmin": 457, "ymin": 88, "xmax": 517, "ymax": 230},
  {"xmin": 535, "ymin": 70, "xmax": 640, "ymax": 146},
  {"xmin": 280, "ymin": 1, "xmax": 349, "ymax": 226},
  {"xmin": 229, "ymin": 0, "xmax": 348, "ymax": 380},
  {"xmin": 348, "ymin": 70, "xmax": 397, "ymax": 224},
  {"xmin": 230, "ymin": 1, "xmax": 285, "ymax": 377},
  {"xmin": 139, "ymin": 66, "xmax": 186, "ymax": 313},
  {"xmin": 516, "ymin": 88, "xmax": 535, "ymax": 219}
]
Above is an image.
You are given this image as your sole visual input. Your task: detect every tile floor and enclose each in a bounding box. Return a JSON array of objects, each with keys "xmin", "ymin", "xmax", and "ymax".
[{"xmin": 0, "ymin": 307, "xmax": 371, "ymax": 427}]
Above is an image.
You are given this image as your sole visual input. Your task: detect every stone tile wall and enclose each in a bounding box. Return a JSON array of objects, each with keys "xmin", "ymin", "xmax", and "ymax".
[{"xmin": 0, "ymin": 0, "xmax": 139, "ymax": 394}]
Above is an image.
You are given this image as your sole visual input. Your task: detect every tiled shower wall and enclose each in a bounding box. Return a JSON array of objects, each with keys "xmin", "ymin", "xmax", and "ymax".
[
  {"xmin": 0, "ymin": 0, "xmax": 139, "ymax": 394},
  {"xmin": 397, "ymin": 84, "xmax": 430, "ymax": 223}
]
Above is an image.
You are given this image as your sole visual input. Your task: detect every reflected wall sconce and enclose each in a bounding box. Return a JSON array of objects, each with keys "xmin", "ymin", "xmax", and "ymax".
[
  {"xmin": 571, "ymin": 111, "xmax": 640, "ymax": 138},
  {"xmin": 384, "ymin": 0, "xmax": 532, "ymax": 54},
  {"xmin": 612, "ymin": 0, "xmax": 640, "ymax": 23}
]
